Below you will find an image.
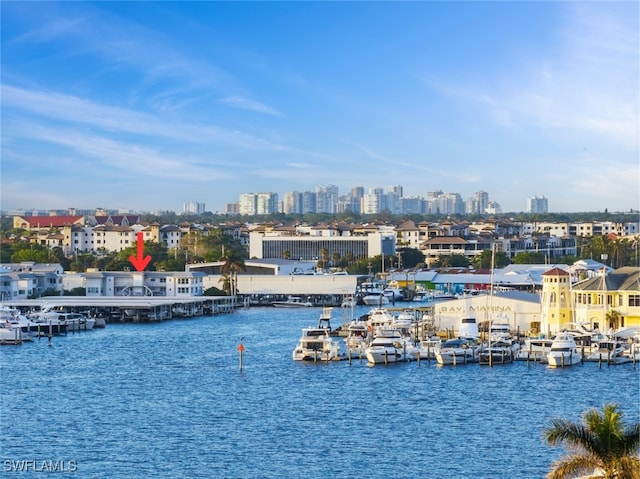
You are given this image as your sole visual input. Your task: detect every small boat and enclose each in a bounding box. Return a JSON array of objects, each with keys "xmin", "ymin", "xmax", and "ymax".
[
  {"xmin": 547, "ymin": 333, "xmax": 582, "ymax": 367},
  {"xmin": 435, "ymin": 338, "xmax": 480, "ymax": 365},
  {"xmin": 272, "ymin": 296, "xmax": 313, "ymax": 308},
  {"xmin": 365, "ymin": 326, "xmax": 418, "ymax": 364}
]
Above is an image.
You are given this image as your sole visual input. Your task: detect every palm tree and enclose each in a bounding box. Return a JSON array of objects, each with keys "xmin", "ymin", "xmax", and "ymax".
[
  {"xmin": 544, "ymin": 403, "xmax": 640, "ymax": 479},
  {"xmin": 219, "ymin": 249, "xmax": 246, "ymax": 296}
]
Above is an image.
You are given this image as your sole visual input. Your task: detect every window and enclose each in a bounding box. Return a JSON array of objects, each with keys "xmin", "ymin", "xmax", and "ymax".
[{"xmin": 629, "ymin": 295, "xmax": 640, "ymax": 307}]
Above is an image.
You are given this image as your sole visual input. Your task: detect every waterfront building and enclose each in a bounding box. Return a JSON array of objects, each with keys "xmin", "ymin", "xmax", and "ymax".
[
  {"xmin": 0, "ymin": 262, "xmax": 64, "ymax": 300},
  {"xmin": 248, "ymin": 228, "xmax": 396, "ymax": 262}
]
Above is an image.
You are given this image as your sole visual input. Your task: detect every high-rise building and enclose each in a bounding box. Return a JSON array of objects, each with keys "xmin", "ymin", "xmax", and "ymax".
[
  {"xmin": 315, "ymin": 185, "xmax": 339, "ymax": 213},
  {"xmin": 183, "ymin": 201, "xmax": 205, "ymax": 215},
  {"xmin": 527, "ymin": 196, "xmax": 549, "ymax": 213}
]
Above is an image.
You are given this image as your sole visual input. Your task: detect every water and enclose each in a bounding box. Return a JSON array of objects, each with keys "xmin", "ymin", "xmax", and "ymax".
[{"xmin": 1, "ymin": 306, "xmax": 639, "ymax": 478}]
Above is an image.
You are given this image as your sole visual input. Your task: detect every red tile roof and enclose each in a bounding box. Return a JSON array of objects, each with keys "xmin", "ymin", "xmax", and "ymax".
[{"xmin": 16, "ymin": 215, "xmax": 84, "ymax": 228}]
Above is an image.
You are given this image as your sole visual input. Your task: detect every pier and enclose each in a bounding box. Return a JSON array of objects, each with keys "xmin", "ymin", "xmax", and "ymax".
[{"xmin": 3, "ymin": 296, "xmax": 240, "ymax": 323}]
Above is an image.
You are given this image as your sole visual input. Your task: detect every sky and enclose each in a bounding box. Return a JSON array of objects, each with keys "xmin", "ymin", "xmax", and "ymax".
[{"xmin": 1, "ymin": 1, "xmax": 638, "ymax": 214}]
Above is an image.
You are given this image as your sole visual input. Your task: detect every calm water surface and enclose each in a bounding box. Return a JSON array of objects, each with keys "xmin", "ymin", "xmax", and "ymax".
[{"xmin": 1, "ymin": 306, "xmax": 639, "ymax": 479}]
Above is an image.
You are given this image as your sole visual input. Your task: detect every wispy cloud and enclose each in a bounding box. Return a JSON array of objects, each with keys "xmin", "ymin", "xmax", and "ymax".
[
  {"xmin": 1, "ymin": 84, "xmax": 290, "ymax": 151},
  {"xmin": 221, "ymin": 95, "xmax": 283, "ymax": 116}
]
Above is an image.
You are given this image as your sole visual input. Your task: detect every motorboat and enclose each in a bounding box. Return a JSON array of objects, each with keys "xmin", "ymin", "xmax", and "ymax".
[
  {"xmin": 382, "ymin": 285, "xmax": 403, "ymax": 302},
  {"xmin": 458, "ymin": 317, "xmax": 480, "ymax": 340},
  {"xmin": 272, "ymin": 296, "xmax": 313, "ymax": 308},
  {"xmin": 293, "ymin": 308, "xmax": 344, "ymax": 361},
  {"xmin": 547, "ymin": 333, "xmax": 582, "ymax": 367},
  {"xmin": 361, "ymin": 292, "xmax": 389, "ymax": 306},
  {"xmin": 0, "ymin": 319, "xmax": 23, "ymax": 345},
  {"xmin": 478, "ymin": 340, "xmax": 515, "ymax": 365},
  {"xmin": 366, "ymin": 308, "xmax": 396, "ymax": 334},
  {"xmin": 416, "ymin": 336, "xmax": 442, "ymax": 360},
  {"xmin": 585, "ymin": 339, "xmax": 628, "ymax": 362},
  {"xmin": 343, "ymin": 321, "xmax": 370, "ymax": 359},
  {"xmin": 435, "ymin": 338, "xmax": 480, "ymax": 365},
  {"xmin": 365, "ymin": 326, "xmax": 418, "ymax": 364},
  {"xmin": 292, "ymin": 326, "xmax": 344, "ymax": 361},
  {"xmin": 517, "ymin": 337, "xmax": 554, "ymax": 362}
]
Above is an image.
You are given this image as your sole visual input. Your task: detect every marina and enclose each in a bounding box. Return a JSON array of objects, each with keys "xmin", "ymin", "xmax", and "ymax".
[{"xmin": 1, "ymin": 305, "xmax": 638, "ymax": 479}]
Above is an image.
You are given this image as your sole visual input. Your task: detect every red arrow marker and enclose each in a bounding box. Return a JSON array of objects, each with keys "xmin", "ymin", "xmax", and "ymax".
[{"xmin": 129, "ymin": 232, "xmax": 152, "ymax": 271}]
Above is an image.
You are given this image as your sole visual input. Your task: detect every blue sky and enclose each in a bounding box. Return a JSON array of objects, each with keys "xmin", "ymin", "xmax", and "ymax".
[{"xmin": 1, "ymin": 1, "xmax": 638, "ymax": 214}]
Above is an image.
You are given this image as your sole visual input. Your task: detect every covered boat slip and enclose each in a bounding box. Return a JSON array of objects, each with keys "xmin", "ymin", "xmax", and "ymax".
[
  {"xmin": 2, "ymin": 296, "xmax": 237, "ymax": 322},
  {"xmin": 209, "ymin": 274, "xmax": 359, "ymax": 306}
]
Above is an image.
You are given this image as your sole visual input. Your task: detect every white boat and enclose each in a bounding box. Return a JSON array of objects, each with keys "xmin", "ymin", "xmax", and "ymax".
[
  {"xmin": 416, "ymin": 336, "xmax": 442, "ymax": 360},
  {"xmin": 458, "ymin": 317, "xmax": 480, "ymax": 339},
  {"xmin": 365, "ymin": 326, "xmax": 418, "ymax": 364},
  {"xmin": 272, "ymin": 296, "xmax": 313, "ymax": 308},
  {"xmin": 585, "ymin": 339, "xmax": 628, "ymax": 362},
  {"xmin": 478, "ymin": 341, "xmax": 515, "ymax": 365},
  {"xmin": 0, "ymin": 319, "xmax": 23, "ymax": 345},
  {"xmin": 343, "ymin": 321, "xmax": 370, "ymax": 359},
  {"xmin": 382, "ymin": 285, "xmax": 403, "ymax": 302},
  {"xmin": 366, "ymin": 308, "xmax": 396, "ymax": 333},
  {"xmin": 292, "ymin": 327, "xmax": 343, "ymax": 361},
  {"xmin": 547, "ymin": 333, "xmax": 582, "ymax": 367},
  {"xmin": 435, "ymin": 338, "xmax": 480, "ymax": 365},
  {"xmin": 362, "ymin": 293, "xmax": 389, "ymax": 306},
  {"xmin": 517, "ymin": 337, "xmax": 554, "ymax": 362}
]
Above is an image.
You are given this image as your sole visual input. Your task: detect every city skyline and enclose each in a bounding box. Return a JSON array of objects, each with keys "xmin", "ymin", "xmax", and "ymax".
[{"xmin": 2, "ymin": 2, "xmax": 638, "ymax": 214}]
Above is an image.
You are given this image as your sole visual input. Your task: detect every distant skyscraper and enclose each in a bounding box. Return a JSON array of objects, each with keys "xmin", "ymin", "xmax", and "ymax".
[
  {"xmin": 316, "ymin": 185, "xmax": 339, "ymax": 213},
  {"xmin": 527, "ymin": 196, "xmax": 549, "ymax": 213},
  {"xmin": 183, "ymin": 201, "xmax": 205, "ymax": 215}
]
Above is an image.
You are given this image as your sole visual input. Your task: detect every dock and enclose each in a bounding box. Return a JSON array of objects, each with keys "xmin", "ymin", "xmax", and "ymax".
[{"xmin": 3, "ymin": 296, "xmax": 241, "ymax": 323}]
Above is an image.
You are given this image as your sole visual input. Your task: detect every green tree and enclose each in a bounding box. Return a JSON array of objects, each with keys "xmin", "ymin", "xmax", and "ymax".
[
  {"xmin": 396, "ymin": 248, "xmax": 425, "ymax": 268},
  {"xmin": 472, "ymin": 249, "xmax": 510, "ymax": 269},
  {"xmin": 512, "ymin": 251, "xmax": 547, "ymax": 264},
  {"xmin": 219, "ymin": 248, "xmax": 246, "ymax": 295},
  {"xmin": 544, "ymin": 403, "xmax": 640, "ymax": 479},
  {"xmin": 435, "ymin": 254, "xmax": 470, "ymax": 268}
]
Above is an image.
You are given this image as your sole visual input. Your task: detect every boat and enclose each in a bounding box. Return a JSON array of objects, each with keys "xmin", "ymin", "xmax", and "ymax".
[
  {"xmin": 382, "ymin": 284, "xmax": 403, "ymax": 302},
  {"xmin": 435, "ymin": 338, "xmax": 481, "ymax": 365},
  {"xmin": 585, "ymin": 339, "xmax": 628, "ymax": 363},
  {"xmin": 272, "ymin": 296, "xmax": 313, "ymax": 308},
  {"xmin": 343, "ymin": 321, "xmax": 370, "ymax": 359},
  {"xmin": 0, "ymin": 319, "xmax": 23, "ymax": 345},
  {"xmin": 516, "ymin": 336, "xmax": 554, "ymax": 362},
  {"xmin": 292, "ymin": 308, "xmax": 344, "ymax": 361},
  {"xmin": 416, "ymin": 336, "xmax": 442, "ymax": 360},
  {"xmin": 361, "ymin": 292, "xmax": 389, "ymax": 306},
  {"xmin": 478, "ymin": 340, "xmax": 515, "ymax": 365},
  {"xmin": 547, "ymin": 333, "xmax": 582, "ymax": 367},
  {"xmin": 364, "ymin": 326, "xmax": 418, "ymax": 364},
  {"xmin": 458, "ymin": 317, "xmax": 480, "ymax": 340}
]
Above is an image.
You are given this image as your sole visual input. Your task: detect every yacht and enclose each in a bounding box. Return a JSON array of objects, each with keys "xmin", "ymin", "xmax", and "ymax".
[
  {"xmin": 272, "ymin": 296, "xmax": 313, "ymax": 308},
  {"xmin": 292, "ymin": 326, "xmax": 344, "ymax": 361},
  {"xmin": 416, "ymin": 336, "xmax": 442, "ymax": 360},
  {"xmin": 478, "ymin": 341, "xmax": 515, "ymax": 365},
  {"xmin": 365, "ymin": 326, "xmax": 418, "ymax": 364},
  {"xmin": 343, "ymin": 321, "xmax": 370, "ymax": 359},
  {"xmin": 517, "ymin": 336, "xmax": 555, "ymax": 362},
  {"xmin": 547, "ymin": 333, "xmax": 582, "ymax": 367},
  {"xmin": 435, "ymin": 338, "xmax": 480, "ymax": 365},
  {"xmin": 361, "ymin": 292, "xmax": 389, "ymax": 306}
]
